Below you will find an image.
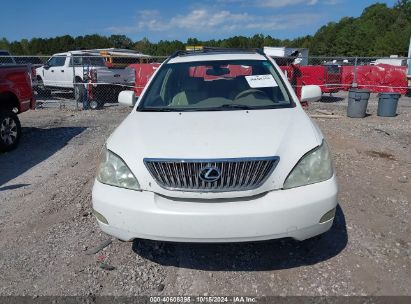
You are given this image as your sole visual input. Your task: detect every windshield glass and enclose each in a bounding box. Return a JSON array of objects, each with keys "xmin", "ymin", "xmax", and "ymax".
[{"xmin": 138, "ymin": 59, "xmax": 293, "ymax": 111}]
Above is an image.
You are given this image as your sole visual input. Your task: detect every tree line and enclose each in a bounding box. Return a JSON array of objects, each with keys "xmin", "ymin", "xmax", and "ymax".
[{"xmin": 1, "ymin": 1, "xmax": 410, "ymax": 57}]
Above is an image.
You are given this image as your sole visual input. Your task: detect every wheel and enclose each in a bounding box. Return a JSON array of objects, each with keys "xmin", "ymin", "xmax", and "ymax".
[
  {"xmin": 35, "ymin": 78, "xmax": 51, "ymax": 98},
  {"xmin": 90, "ymin": 87, "xmax": 105, "ymax": 110},
  {"xmin": 90, "ymin": 99, "xmax": 104, "ymax": 110},
  {"xmin": 74, "ymin": 83, "xmax": 86, "ymax": 103},
  {"xmin": 0, "ymin": 111, "xmax": 21, "ymax": 152}
]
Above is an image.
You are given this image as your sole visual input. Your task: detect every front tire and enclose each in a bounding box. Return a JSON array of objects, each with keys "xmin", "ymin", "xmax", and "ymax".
[{"xmin": 0, "ymin": 111, "xmax": 21, "ymax": 152}]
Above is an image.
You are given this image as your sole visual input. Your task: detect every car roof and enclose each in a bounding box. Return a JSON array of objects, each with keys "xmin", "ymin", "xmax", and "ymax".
[
  {"xmin": 69, "ymin": 50, "xmax": 100, "ymax": 55},
  {"xmin": 51, "ymin": 51, "xmax": 100, "ymax": 55},
  {"xmin": 168, "ymin": 48, "xmax": 267, "ymax": 64},
  {"xmin": 169, "ymin": 53, "xmax": 266, "ymax": 63}
]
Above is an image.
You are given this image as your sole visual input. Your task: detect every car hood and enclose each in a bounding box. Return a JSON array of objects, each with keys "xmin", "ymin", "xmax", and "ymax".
[{"xmin": 107, "ymin": 108, "xmax": 322, "ymax": 198}]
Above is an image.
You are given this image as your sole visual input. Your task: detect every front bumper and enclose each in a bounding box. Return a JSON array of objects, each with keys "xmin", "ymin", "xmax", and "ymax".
[{"xmin": 92, "ymin": 176, "xmax": 338, "ymax": 242}]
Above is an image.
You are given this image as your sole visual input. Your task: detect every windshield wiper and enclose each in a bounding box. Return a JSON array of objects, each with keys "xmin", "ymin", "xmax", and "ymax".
[
  {"xmin": 140, "ymin": 105, "xmax": 252, "ymax": 112},
  {"xmin": 139, "ymin": 107, "xmax": 175, "ymax": 112},
  {"xmin": 214, "ymin": 104, "xmax": 255, "ymax": 110},
  {"xmin": 211, "ymin": 104, "xmax": 278, "ymax": 110},
  {"xmin": 139, "ymin": 104, "xmax": 281, "ymax": 112}
]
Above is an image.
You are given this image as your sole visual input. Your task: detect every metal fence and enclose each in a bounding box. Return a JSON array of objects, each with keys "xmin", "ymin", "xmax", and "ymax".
[
  {"xmin": 1, "ymin": 54, "xmax": 410, "ymax": 109},
  {"xmin": 273, "ymin": 56, "xmax": 410, "ymax": 99}
]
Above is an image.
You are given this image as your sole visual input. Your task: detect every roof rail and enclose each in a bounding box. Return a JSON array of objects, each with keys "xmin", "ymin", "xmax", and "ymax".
[{"xmin": 170, "ymin": 47, "xmax": 265, "ymax": 58}]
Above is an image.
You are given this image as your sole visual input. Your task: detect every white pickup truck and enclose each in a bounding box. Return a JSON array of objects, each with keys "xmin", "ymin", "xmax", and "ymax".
[{"xmin": 35, "ymin": 51, "xmax": 135, "ymax": 105}]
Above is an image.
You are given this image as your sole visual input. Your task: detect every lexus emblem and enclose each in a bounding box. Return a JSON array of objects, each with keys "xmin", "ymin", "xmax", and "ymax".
[{"xmin": 199, "ymin": 166, "xmax": 221, "ymax": 182}]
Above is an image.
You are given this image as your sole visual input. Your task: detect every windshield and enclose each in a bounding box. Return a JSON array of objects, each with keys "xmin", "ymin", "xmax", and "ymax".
[{"xmin": 138, "ymin": 59, "xmax": 293, "ymax": 112}]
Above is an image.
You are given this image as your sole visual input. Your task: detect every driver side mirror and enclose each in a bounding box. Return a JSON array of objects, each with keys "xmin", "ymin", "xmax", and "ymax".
[
  {"xmin": 118, "ymin": 90, "xmax": 137, "ymax": 107},
  {"xmin": 301, "ymin": 85, "xmax": 322, "ymax": 103}
]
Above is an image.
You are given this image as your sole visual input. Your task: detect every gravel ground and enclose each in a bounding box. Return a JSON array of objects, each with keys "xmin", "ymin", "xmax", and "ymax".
[{"xmin": 0, "ymin": 92, "xmax": 410, "ymax": 296}]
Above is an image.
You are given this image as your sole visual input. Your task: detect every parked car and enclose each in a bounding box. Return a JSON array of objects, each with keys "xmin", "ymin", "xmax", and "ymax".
[
  {"xmin": 35, "ymin": 51, "xmax": 135, "ymax": 108},
  {"xmin": 14, "ymin": 56, "xmax": 44, "ymax": 87},
  {"xmin": 92, "ymin": 48, "xmax": 337, "ymax": 243},
  {"xmin": 0, "ymin": 65, "xmax": 35, "ymax": 152},
  {"xmin": 0, "ymin": 51, "xmax": 41, "ymax": 87}
]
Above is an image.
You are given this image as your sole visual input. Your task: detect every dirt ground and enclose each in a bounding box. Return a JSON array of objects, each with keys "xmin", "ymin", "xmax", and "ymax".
[{"xmin": 0, "ymin": 93, "xmax": 410, "ymax": 296}]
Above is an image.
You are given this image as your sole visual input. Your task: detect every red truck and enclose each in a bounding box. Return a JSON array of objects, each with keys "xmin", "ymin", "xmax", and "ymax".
[{"xmin": 0, "ymin": 65, "xmax": 35, "ymax": 152}]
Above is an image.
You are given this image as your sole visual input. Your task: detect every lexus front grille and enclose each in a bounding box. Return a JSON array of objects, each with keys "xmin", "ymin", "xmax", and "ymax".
[{"xmin": 144, "ymin": 157, "xmax": 279, "ymax": 192}]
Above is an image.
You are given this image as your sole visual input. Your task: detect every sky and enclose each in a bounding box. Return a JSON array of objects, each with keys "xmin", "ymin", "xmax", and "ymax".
[{"xmin": 0, "ymin": 0, "xmax": 397, "ymax": 42}]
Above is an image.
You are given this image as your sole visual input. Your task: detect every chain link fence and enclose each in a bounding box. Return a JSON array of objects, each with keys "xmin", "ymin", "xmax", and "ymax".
[
  {"xmin": 1, "ymin": 53, "xmax": 410, "ymax": 109},
  {"xmin": 273, "ymin": 56, "xmax": 410, "ymax": 103}
]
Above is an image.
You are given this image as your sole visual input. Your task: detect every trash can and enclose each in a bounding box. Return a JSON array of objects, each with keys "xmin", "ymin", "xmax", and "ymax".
[
  {"xmin": 347, "ymin": 89, "xmax": 370, "ymax": 118},
  {"xmin": 377, "ymin": 93, "xmax": 401, "ymax": 117}
]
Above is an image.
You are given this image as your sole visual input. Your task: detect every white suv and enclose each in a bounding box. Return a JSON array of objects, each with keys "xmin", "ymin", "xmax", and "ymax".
[{"xmin": 92, "ymin": 48, "xmax": 338, "ymax": 243}]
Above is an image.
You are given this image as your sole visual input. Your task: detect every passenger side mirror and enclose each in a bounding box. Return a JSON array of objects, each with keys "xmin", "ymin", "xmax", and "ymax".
[
  {"xmin": 118, "ymin": 90, "xmax": 137, "ymax": 107},
  {"xmin": 43, "ymin": 64, "xmax": 50, "ymax": 69},
  {"xmin": 301, "ymin": 85, "xmax": 322, "ymax": 103}
]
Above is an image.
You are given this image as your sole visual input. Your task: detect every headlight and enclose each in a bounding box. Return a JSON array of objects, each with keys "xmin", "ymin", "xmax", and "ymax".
[
  {"xmin": 283, "ymin": 140, "xmax": 333, "ymax": 189},
  {"xmin": 97, "ymin": 148, "xmax": 140, "ymax": 190}
]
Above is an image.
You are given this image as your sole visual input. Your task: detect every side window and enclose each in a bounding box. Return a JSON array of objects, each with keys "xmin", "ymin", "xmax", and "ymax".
[
  {"xmin": 48, "ymin": 56, "xmax": 66, "ymax": 67},
  {"xmin": 47, "ymin": 57, "xmax": 58, "ymax": 66},
  {"xmin": 54, "ymin": 56, "xmax": 66, "ymax": 67},
  {"xmin": 70, "ymin": 56, "xmax": 83, "ymax": 66}
]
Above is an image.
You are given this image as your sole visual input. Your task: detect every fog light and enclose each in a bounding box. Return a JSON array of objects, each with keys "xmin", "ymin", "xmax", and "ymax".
[
  {"xmin": 93, "ymin": 209, "xmax": 108, "ymax": 225},
  {"xmin": 319, "ymin": 207, "xmax": 336, "ymax": 223}
]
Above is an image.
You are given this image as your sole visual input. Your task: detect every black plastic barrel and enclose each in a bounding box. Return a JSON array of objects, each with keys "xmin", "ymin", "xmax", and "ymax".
[
  {"xmin": 377, "ymin": 93, "xmax": 401, "ymax": 117},
  {"xmin": 347, "ymin": 89, "xmax": 371, "ymax": 118}
]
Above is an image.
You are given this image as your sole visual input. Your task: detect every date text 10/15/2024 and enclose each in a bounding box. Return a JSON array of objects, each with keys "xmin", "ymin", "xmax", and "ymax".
[{"xmin": 149, "ymin": 296, "xmax": 257, "ymax": 303}]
